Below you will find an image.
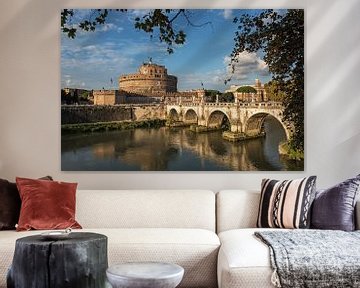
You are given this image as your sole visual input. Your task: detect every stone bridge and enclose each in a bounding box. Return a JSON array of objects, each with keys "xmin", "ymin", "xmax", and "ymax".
[{"xmin": 166, "ymin": 102, "xmax": 292, "ymax": 140}]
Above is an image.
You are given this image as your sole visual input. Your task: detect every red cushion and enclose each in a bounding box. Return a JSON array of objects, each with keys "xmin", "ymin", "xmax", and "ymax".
[{"xmin": 16, "ymin": 177, "xmax": 82, "ymax": 231}]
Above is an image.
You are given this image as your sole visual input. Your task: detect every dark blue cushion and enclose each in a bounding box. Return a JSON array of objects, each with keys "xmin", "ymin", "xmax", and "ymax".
[{"xmin": 311, "ymin": 174, "xmax": 360, "ymax": 231}]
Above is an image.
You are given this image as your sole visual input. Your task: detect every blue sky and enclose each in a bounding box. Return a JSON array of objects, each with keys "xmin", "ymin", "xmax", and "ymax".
[{"xmin": 61, "ymin": 9, "xmax": 276, "ymax": 92}]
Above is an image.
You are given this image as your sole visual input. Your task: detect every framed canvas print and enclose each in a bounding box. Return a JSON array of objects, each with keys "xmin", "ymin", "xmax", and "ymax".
[{"xmin": 61, "ymin": 9, "xmax": 304, "ymax": 171}]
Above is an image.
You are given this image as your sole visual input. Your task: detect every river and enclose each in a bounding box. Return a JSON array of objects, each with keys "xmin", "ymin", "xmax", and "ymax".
[{"xmin": 61, "ymin": 117, "xmax": 304, "ymax": 171}]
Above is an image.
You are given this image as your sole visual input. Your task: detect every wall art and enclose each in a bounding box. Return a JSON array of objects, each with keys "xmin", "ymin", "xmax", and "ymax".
[{"xmin": 61, "ymin": 9, "xmax": 304, "ymax": 171}]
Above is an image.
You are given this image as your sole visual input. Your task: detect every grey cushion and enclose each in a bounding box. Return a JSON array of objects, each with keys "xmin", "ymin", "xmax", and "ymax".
[{"xmin": 311, "ymin": 174, "xmax": 360, "ymax": 231}]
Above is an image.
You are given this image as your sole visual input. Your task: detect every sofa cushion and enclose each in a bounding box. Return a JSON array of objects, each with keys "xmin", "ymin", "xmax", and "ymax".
[
  {"xmin": 217, "ymin": 228, "xmax": 277, "ymax": 288},
  {"xmin": 76, "ymin": 190, "xmax": 216, "ymax": 231},
  {"xmin": 257, "ymin": 177, "xmax": 317, "ymax": 229},
  {"xmin": 0, "ymin": 228, "xmax": 220, "ymax": 288},
  {"xmin": 311, "ymin": 174, "xmax": 360, "ymax": 231},
  {"xmin": 216, "ymin": 190, "xmax": 260, "ymax": 233},
  {"xmin": 0, "ymin": 179, "xmax": 20, "ymax": 230},
  {"xmin": 16, "ymin": 177, "xmax": 81, "ymax": 231},
  {"xmin": 0, "ymin": 176, "xmax": 53, "ymax": 230}
]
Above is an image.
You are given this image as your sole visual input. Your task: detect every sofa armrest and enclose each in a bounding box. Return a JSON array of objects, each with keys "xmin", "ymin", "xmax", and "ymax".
[{"xmin": 356, "ymin": 200, "xmax": 360, "ymax": 230}]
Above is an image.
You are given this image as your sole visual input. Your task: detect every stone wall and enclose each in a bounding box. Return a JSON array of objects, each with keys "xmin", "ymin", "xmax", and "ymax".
[
  {"xmin": 61, "ymin": 105, "xmax": 166, "ymax": 124},
  {"xmin": 133, "ymin": 105, "xmax": 165, "ymax": 121},
  {"xmin": 61, "ymin": 105, "xmax": 133, "ymax": 124}
]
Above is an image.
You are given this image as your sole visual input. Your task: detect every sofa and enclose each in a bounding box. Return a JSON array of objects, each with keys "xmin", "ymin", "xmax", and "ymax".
[
  {"xmin": 0, "ymin": 190, "xmax": 220, "ymax": 288},
  {"xmin": 0, "ymin": 189, "xmax": 359, "ymax": 288},
  {"xmin": 216, "ymin": 190, "xmax": 360, "ymax": 288}
]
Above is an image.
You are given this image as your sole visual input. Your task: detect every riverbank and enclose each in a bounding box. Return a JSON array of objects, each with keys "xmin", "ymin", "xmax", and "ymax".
[
  {"xmin": 61, "ymin": 119, "xmax": 166, "ymax": 134},
  {"xmin": 278, "ymin": 142, "xmax": 304, "ymax": 160}
]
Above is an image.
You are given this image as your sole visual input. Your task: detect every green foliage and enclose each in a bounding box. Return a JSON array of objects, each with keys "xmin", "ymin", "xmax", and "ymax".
[
  {"xmin": 236, "ymin": 86, "xmax": 257, "ymax": 94},
  {"xmin": 219, "ymin": 92, "xmax": 234, "ymax": 102},
  {"xmin": 279, "ymin": 141, "xmax": 304, "ymax": 160},
  {"xmin": 205, "ymin": 90, "xmax": 220, "ymax": 102},
  {"xmin": 230, "ymin": 9, "xmax": 304, "ymax": 151},
  {"xmin": 61, "ymin": 89, "xmax": 91, "ymax": 104},
  {"xmin": 61, "ymin": 89, "xmax": 78, "ymax": 104},
  {"xmin": 205, "ymin": 90, "xmax": 234, "ymax": 103},
  {"xmin": 205, "ymin": 90, "xmax": 220, "ymax": 97},
  {"xmin": 264, "ymin": 81, "xmax": 286, "ymax": 102},
  {"xmin": 79, "ymin": 91, "xmax": 91, "ymax": 101}
]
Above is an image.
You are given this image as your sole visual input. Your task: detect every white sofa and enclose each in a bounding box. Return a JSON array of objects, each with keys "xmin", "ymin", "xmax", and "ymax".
[
  {"xmin": 0, "ymin": 190, "xmax": 220, "ymax": 288},
  {"xmin": 1, "ymin": 189, "xmax": 359, "ymax": 288},
  {"xmin": 216, "ymin": 190, "xmax": 360, "ymax": 288}
]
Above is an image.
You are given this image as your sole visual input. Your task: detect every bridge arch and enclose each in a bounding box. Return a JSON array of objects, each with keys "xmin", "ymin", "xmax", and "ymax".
[
  {"xmin": 207, "ymin": 110, "xmax": 231, "ymax": 130},
  {"xmin": 169, "ymin": 108, "xmax": 180, "ymax": 121},
  {"xmin": 184, "ymin": 109, "xmax": 198, "ymax": 123},
  {"xmin": 245, "ymin": 112, "xmax": 290, "ymax": 140}
]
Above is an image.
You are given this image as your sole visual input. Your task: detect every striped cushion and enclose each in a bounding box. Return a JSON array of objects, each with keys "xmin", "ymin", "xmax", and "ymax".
[{"xmin": 257, "ymin": 177, "xmax": 317, "ymax": 229}]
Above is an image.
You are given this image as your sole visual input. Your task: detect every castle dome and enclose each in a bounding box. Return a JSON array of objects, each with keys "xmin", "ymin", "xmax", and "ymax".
[{"xmin": 119, "ymin": 62, "xmax": 177, "ymax": 94}]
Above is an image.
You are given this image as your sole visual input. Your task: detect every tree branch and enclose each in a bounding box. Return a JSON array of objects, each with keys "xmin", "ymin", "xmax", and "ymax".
[
  {"xmin": 169, "ymin": 9, "xmax": 184, "ymax": 23},
  {"xmin": 182, "ymin": 11, "xmax": 212, "ymax": 29}
]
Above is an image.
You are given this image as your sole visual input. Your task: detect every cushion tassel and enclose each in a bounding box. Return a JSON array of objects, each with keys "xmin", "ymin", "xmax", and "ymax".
[{"xmin": 271, "ymin": 269, "xmax": 281, "ymax": 287}]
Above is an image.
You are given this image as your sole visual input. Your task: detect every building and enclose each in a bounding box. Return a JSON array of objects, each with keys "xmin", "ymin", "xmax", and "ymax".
[
  {"xmin": 93, "ymin": 90, "xmax": 124, "ymax": 105},
  {"xmin": 119, "ymin": 61, "xmax": 177, "ymax": 94},
  {"xmin": 225, "ymin": 79, "xmax": 268, "ymax": 102}
]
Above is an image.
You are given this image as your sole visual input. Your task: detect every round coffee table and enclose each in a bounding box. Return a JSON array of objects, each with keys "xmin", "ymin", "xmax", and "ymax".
[{"xmin": 106, "ymin": 262, "xmax": 184, "ymax": 288}]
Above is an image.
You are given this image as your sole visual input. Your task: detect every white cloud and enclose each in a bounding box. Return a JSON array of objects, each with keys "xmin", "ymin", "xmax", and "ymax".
[
  {"xmin": 99, "ymin": 23, "xmax": 124, "ymax": 33},
  {"xmin": 62, "ymin": 75, "xmax": 87, "ymax": 88},
  {"xmin": 224, "ymin": 51, "xmax": 270, "ymax": 81},
  {"xmin": 62, "ymin": 42, "xmax": 133, "ymax": 69},
  {"xmin": 62, "ymin": 22, "xmax": 123, "ymax": 37},
  {"xmin": 176, "ymin": 52, "xmax": 270, "ymax": 91},
  {"xmin": 129, "ymin": 9, "xmax": 151, "ymax": 18},
  {"xmin": 223, "ymin": 9, "xmax": 234, "ymax": 20}
]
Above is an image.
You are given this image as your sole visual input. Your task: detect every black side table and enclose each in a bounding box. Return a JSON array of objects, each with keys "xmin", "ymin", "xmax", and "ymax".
[{"xmin": 7, "ymin": 232, "xmax": 108, "ymax": 288}]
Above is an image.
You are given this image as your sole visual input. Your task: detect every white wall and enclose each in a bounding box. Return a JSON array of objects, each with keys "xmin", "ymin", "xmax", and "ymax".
[{"xmin": 0, "ymin": 0, "xmax": 359, "ymax": 191}]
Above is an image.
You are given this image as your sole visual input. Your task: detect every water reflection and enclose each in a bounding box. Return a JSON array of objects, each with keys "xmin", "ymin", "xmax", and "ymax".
[{"xmin": 61, "ymin": 117, "xmax": 304, "ymax": 171}]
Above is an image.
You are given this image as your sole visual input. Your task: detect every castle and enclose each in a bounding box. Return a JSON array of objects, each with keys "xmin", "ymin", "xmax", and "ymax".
[
  {"xmin": 119, "ymin": 60, "xmax": 177, "ymax": 94},
  {"xmin": 93, "ymin": 61, "xmax": 204, "ymax": 105}
]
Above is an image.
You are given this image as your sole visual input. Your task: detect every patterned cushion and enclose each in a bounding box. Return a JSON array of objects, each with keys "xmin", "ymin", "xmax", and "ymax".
[{"xmin": 257, "ymin": 176, "xmax": 317, "ymax": 229}]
